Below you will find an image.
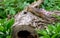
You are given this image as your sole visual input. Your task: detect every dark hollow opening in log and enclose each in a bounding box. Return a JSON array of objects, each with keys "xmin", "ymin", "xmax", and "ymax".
[{"xmin": 17, "ymin": 30, "xmax": 34, "ymax": 38}]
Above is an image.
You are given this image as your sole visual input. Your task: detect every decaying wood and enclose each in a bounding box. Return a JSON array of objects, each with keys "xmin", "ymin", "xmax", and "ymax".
[
  {"xmin": 27, "ymin": 7, "xmax": 54, "ymax": 22},
  {"xmin": 12, "ymin": 11, "xmax": 42, "ymax": 38},
  {"xmin": 12, "ymin": 0, "xmax": 60, "ymax": 38},
  {"xmin": 28, "ymin": 0, "xmax": 43, "ymax": 8},
  {"xmin": 12, "ymin": 25, "xmax": 38, "ymax": 38},
  {"xmin": 26, "ymin": 0, "xmax": 60, "ymax": 22}
]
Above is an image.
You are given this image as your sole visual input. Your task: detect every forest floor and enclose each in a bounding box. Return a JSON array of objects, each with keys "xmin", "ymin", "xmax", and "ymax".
[{"xmin": 0, "ymin": 0, "xmax": 60, "ymax": 38}]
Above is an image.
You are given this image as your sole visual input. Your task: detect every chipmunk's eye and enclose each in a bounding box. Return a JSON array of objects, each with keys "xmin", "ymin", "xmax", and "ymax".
[{"xmin": 24, "ymin": 12, "xmax": 27, "ymax": 14}]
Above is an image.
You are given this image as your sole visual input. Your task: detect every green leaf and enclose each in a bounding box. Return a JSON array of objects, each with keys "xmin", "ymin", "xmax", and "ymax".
[
  {"xmin": 43, "ymin": 35, "xmax": 50, "ymax": 38},
  {"xmin": 7, "ymin": 7, "xmax": 16, "ymax": 15},
  {"xmin": 0, "ymin": 32, "xmax": 4, "ymax": 35},
  {"xmin": 5, "ymin": 18, "xmax": 14, "ymax": 30},
  {"xmin": 55, "ymin": 24, "xmax": 60, "ymax": 33},
  {"xmin": 47, "ymin": 25, "xmax": 56, "ymax": 34},
  {"xmin": 44, "ymin": 0, "xmax": 49, "ymax": 5},
  {"xmin": 47, "ymin": 25, "xmax": 54, "ymax": 31},
  {"xmin": 36, "ymin": 29, "xmax": 48, "ymax": 35},
  {"xmin": 6, "ymin": 35, "xmax": 11, "ymax": 38},
  {"xmin": 51, "ymin": 33, "xmax": 60, "ymax": 38},
  {"xmin": 0, "ymin": 26, "xmax": 4, "ymax": 31}
]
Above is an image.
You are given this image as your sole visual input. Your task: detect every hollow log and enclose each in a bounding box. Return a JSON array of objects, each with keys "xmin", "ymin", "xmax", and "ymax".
[
  {"xmin": 11, "ymin": 9, "xmax": 60, "ymax": 38},
  {"xmin": 12, "ymin": 11, "xmax": 41, "ymax": 38},
  {"xmin": 11, "ymin": 0, "xmax": 60, "ymax": 38},
  {"xmin": 11, "ymin": 8, "xmax": 60, "ymax": 38},
  {"xmin": 11, "ymin": 0, "xmax": 43, "ymax": 38},
  {"xmin": 12, "ymin": 25, "xmax": 38, "ymax": 38}
]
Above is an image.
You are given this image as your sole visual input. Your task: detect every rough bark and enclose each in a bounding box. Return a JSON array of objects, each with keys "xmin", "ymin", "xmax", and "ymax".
[
  {"xmin": 12, "ymin": 0, "xmax": 60, "ymax": 38},
  {"xmin": 12, "ymin": 11, "xmax": 40, "ymax": 38}
]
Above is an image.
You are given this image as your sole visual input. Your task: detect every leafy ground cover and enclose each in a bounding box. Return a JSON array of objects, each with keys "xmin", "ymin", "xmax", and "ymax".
[{"xmin": 0, "ymin": 0, "xmax": 60, "ymax": 38}]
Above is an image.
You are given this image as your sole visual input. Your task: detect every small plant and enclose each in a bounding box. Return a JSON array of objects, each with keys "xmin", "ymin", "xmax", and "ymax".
[
  {"xmin": 41, "ymin": 0, "xmax": 60, "ymax": 11},
  {"xmin": 0, "ymin": 18, "xmax": 14, "ymax": 38},
  {"xmin": 0, "ymin": 0, "xmax": 35, "ymax": 18},
  {"xmin": 36, "ymin": 22, "xmax": 60, "ymax": 38}
]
